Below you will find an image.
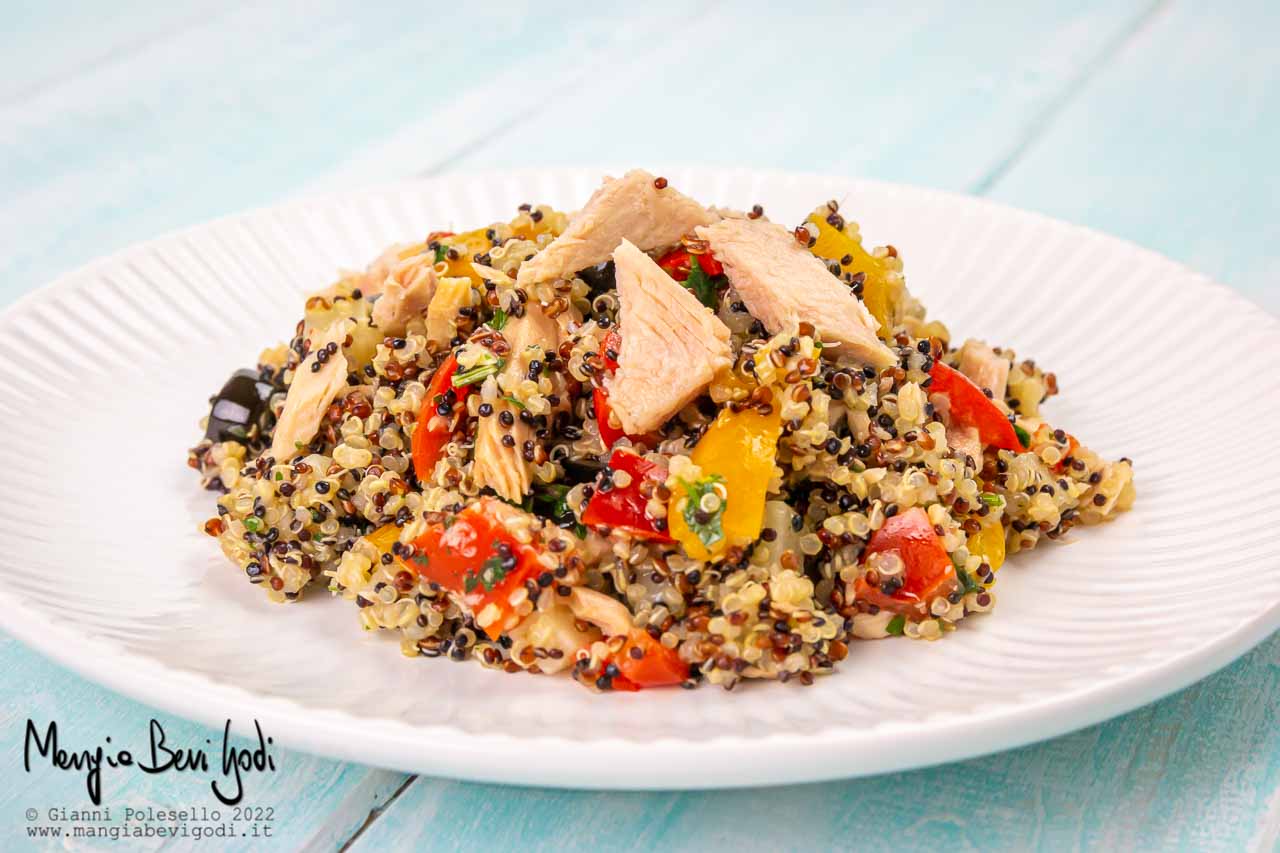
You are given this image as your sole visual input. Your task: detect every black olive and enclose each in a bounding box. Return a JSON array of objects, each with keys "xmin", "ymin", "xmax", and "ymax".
[
  {"xmin": 204, "ymin": 368, "xmax": 277, "ymax": 443},
  {"xmin": 560, "ymin": 455, "xmax": 605, "ymax": 482},
  {"xmin": 576, "ymin": 261, "xmax": 616, "ymax": 295}
]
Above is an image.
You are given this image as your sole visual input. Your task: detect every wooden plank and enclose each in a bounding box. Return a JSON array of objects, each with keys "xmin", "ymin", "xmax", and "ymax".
[
  {"xmin": 0, "ymin": 1, "xmax": 228, "ymax": 104},
  {"xmin": 988, "ymin": 0, "xmax": 1280, "ymax": 312},
  {"xmin": 429, "ymin": 0, "xmax": 1158, "ymax": 191},
  {"xmin": 0, "ymin": 0, "xmax": 706, "ymax": 309},
  {"xmin": 344, "ymin": 637, "xmax": 1280, "ymax": 852},
  {"xmin": 0, "ymin": 633, "xmax": 408, "ymax": 851}
]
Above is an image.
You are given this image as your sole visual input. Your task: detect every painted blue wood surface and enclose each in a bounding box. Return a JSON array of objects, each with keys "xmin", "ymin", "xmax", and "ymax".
[{"xmin": 0, "ymin": 2, "xmax": 1277, "ymax": 850}]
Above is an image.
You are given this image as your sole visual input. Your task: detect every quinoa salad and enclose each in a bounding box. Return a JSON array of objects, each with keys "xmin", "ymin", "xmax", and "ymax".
[{"xmin": 189, "ymin": 169, "xmax": 1135, "ymax": 692}]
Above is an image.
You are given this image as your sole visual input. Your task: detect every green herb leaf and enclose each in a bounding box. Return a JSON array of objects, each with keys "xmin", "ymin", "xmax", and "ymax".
[
  {"xmin": 1014, "ymin": 423, "xmax": 1031, "ymax": 449},
  {"xmin": 434, "ymin": 244, "xmax": 448, "ymax": 263},
  {"xmin": 490, "ymin": 308, "xmax": 508, "ymax": 330},
  {"xmin": 242, "ymin": 517, "xmax": 262, "ymax": 533},
  {"xmin": 481, "ymin": 558, "xmax": 507, "ymax": 588},
  {"xmin": 680, "ymin": 475, "xmax": 726, "ymax": 548},
  {"xmin": 530, "ymin": 483, "xmax": 582, "ymax": 536},
  {"xmin": 979, "ymin": 492, "xmax": 1003, "ymax": 507},
  {"xmin": 683, "ymin": 257, "xmax": 720, "ymax": 310},
  {"xmin": 451, "ymin": 355, "xmax": 504, "ymax": 388},
  {"xmin": 886, "ymin": 614, "xmax": 906, "ymax": 636},
  {"xmin": 956, "ymin": 566, "xmax": 983, "ymax": 595}
]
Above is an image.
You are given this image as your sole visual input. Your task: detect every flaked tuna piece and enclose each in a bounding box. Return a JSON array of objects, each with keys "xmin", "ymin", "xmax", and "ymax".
[
  {"xmin": 472, "ymin": 308, "xmax": 559, "ymax": 501},
  {"xmin": 567, "ymin": 587, "xmax": 633, "ymax": 637},
  {"xmin": 696, "ymin": 218, "xmax": 895, "ymax": 368},
  {"xmin": 371, "ymin": 255, "xmax": 438, "ymax": 335},
  {"xmin": 607, "ymin": 239, "xmax": 733, "ymax": 434},
  {"xmin": 311, "ymin": 243, "xmax": 407, "ymax": 303},
  {"xmin": 516, "ymin": 169, "xmax": 718, "ymax": 287},
  {"xmin": 947, "ymin": 425, "xmax": 982, "ymax": 466},
  {"xmin": 269, "ymin": 322, "xmax": 349, "ymax": 463},
  {"xmin": 957, "ymin": 339, "xmax": 1010, "ymax": 400}
]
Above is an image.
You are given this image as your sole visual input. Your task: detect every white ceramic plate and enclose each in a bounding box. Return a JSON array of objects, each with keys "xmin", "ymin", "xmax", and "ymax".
[{"xmin": 1, "ymin": 168, "xmax": 1277, "ymax": 789}]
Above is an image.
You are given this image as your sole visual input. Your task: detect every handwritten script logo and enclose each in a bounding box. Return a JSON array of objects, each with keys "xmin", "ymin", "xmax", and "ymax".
[{"xmin": 23, "ymin": 718, "xmax": 276, "ymax": 805}]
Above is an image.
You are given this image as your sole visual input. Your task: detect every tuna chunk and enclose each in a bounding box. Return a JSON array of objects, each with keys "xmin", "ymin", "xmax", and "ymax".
[
  {"xmin": 310, "ymin": 243, "xmax": 406, "ymax": 303},
  {"xmin": 606, "ymin": 239, "xmax": 733, "ymax": 435},
  {"xmin": 957, "ymin": 339, "xmax": 1010, "ymax": 400},
  {"xmin": 472, "ymin": 308, "xmax": 560, "ymax": 501},
  {"xmin": 371, "ymin": 255, "xmax": 437, "ymax": 335},
  {"xmin": 516, "ymin": 169, "xmax": 718, "ymax": 287},
  {"xmin": 947, "ymin": 424, "xmax": 982, "ymax": 466},
  {"xmin": 567, "ymin": 587, "xmax": 633, "ymax": 637},
  {"xmin": 269, "ymin": 322, "xmax": 349, "ymax": 463},
  {"xmin": 696, "ymin": 218, "xmax": 895, "ymax": 368}
]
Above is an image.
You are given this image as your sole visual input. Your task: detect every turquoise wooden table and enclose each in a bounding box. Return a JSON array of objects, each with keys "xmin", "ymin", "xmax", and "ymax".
[{"xmin": 2, "ymin": 2, "xmax": 1277, "ymax": 850}]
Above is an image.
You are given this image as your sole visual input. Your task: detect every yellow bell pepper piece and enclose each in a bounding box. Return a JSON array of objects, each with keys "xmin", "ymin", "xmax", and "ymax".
[
  {"xmin": 509, "ymin": 205, "xmax": 566, "ymax": 241},
  {"xmin": 365, "ymin": 522, "xmax": 401, "ymax": 556},
  {"xmin": 805, "ymin": 212, "xmax": 901, "ymax": 338},
  {"xmin": 439, "ymin": 228, "xmax": 494, "ymax": 285},
  {"xmin": 966, "ymin": 517, "xmax": 1006, "ymax": 572},
  {"xmin": 669, "ymin": 407, "xmax": 782, "ymax": 561}
]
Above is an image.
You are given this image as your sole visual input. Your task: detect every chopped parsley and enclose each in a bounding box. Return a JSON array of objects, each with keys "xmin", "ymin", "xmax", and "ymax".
[
  {"xmin": 451, "ymin": 354, "xmax": 504, "ymax": 388},
  {"xmin": 680, "ymin": 475, "xmax": 726, "ymax": 548},
  {"xmin": 490, "ymin": 308, "xmax": 508, "ymax": 330},
  {"xmin": 464, "ymin": 556, "xmax": 508, "ymax": 593},
  {"xmin": 433, "ymin": 244, "xmax": 448, "ymax": 263},
  {"xmin": 956, "ymin": 566, "xmax": 983, "ymax": 595},
  {"xmin": 1014, "ymin": 423, "xmax": 1031, "ymax": 449},
  {"xmin": 242, "ymin": 517, "xmax": 262, "ymax": 533},
  {"xmin": 683, "ymin": 256, "xmax": 721, "ymax": 310},
  {"xmin": 531, "ymin": 484, "xmax": 586, "ymax": 539},
  {"xmin": 886, "ymin": 614, "xmax": 906, "ymax": 636},
  {"xmin": 979, "ymin": 492, "xmax": 1003, "ymax": 507}
]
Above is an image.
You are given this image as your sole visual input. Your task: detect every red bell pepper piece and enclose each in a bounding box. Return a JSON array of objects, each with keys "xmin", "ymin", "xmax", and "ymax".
[
  {"xmin": 411, "ymin": 354, "xmax": 473, "ymax": 481},
  {"xmin": 656, "ymin": 248, "xmax": 723, "ymax": 281},
  {"xmin": 593, "ymin": 328, "xmax": 652, "ymax": 450},
  {"xmin": 581, "ymin": 449, "xmax": 674, "ymax": 542},
  {"xmin": 399, "ymin": 499, "xmax": 542, "ymax": 639},
  {"xmin": 609, "ymin": 628, "xmax": 689, "ymax": 690},
  {"xmin": 593, "ymin": 387, "xmax": 627, "ymax": 449},
  {"xmin": 599, "ymin": 328, "xmax": 621, "ymax": 371},
  {"xmin": 928, "ymin": 361, "xmax": 1022, "ymax": 452},
  {"xmin": 853, "ymin": 507, "xmax": 958, "ymax": 616}
]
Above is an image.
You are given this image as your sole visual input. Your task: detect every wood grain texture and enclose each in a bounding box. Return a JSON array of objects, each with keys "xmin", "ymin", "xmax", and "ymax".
[
  {"xmin": 0, "ymin": 1, "xmax": 696, "ymax": 309},
  {"xmin": 989, "ymin": 0, "xmax": 1280, "ymax": 312},
  {"xmin": 347, "ymin": 636, "xmax": 1280, "ymax": 852},
  {"xmin": 336, "ymin": 0, "xmax": 1158, "ymax": 191},
  {"xmin": 0, "ymin": 1, "xmax": 1277, "ymax": 850}
]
